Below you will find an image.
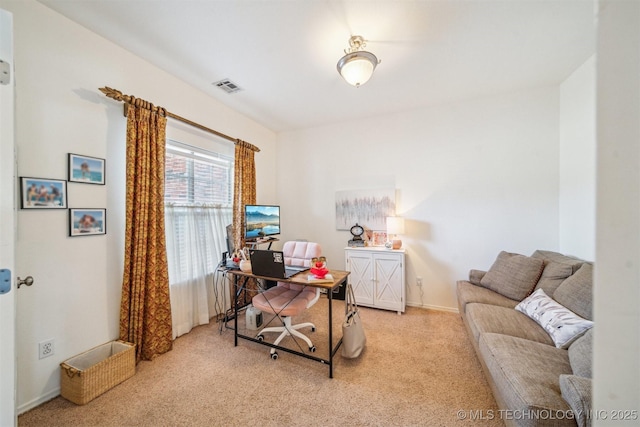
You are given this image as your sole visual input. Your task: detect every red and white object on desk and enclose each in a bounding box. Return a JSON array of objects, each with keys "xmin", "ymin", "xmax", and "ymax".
[
  {"xmin": 232, "ymin": 247, "xmax": 252, "ymax": 272},
  {"xmin": 310, "ymin": 256, "xmax": 329, "ymax": 279}
]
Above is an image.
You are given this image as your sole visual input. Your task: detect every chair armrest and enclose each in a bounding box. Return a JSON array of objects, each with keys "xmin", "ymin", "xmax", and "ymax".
[{"xmin": 307, "ymin": 287, "xmax": 321, "ymax": 308}]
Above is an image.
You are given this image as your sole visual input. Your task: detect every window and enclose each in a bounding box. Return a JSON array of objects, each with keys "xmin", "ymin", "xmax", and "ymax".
[
  {"xmin": 164, "ymin": 140, "xmax": 233, "ymax": 338},
  {"xmin": 165, "ymin": 140, "xmax": 233, "ymax": 205}
]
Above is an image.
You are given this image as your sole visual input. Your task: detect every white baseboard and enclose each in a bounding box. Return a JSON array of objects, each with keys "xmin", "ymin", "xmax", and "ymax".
[
  {"xmin": 18, "ymin": 388, "xmax": 60, "ymax": 415},
  {"xmin": 406, "ymin": 302, "xmax": 459, "ymax": 314}
]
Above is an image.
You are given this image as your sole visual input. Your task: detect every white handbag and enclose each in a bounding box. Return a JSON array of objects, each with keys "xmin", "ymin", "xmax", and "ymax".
[{"xmin": 341, "ymin": 283, "xmax": 366, "ymax": 358}]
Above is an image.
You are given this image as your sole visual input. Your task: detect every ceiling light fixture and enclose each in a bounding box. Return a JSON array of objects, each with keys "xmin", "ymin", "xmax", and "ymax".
[{"xmin": 336, "ymin": 35, "xmax": 380, "ymax": 87}]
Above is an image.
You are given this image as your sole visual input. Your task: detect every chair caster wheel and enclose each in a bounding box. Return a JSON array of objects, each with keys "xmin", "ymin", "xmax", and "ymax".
[
  {"xmin": 256, "ymin": 335, "xmax": 264, "ymax": 341},
  {"xmin": 309, "ymin": 346, "xmax": 316, "ymax": 353},
  {"xmin": 271, "ymin": 352, "xmax": 278, "ymax": 360}
]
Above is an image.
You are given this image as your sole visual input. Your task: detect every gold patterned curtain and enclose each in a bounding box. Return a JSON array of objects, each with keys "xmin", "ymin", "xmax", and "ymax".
[
  {"xmin": 232, "ymin": 139, "xmax": 259, "ymax": 248},
  {"xmin": 120, "ymin": 98, "xmax": 173, "ymax": 362}
]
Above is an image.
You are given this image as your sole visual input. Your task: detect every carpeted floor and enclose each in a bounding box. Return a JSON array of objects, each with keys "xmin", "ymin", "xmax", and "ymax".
[{"xmin": 18, "ymin": 299, "xmax": 503, "ymax": 426}]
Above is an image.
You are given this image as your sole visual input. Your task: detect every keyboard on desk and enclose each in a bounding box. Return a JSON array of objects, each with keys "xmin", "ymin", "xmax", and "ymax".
[{"xmin": 284, "ymin": 266, "xmax": 308, "ymax": 276}]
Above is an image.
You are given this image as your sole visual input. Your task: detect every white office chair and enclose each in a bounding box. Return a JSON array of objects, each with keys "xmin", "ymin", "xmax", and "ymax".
[{"xmin": 251, "ymin": 241, "xmax": 322, "ymax": 359}]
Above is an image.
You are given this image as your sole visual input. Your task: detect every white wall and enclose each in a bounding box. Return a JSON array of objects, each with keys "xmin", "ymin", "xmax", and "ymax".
[
  {"xmin": 2, "ymin": 0, "xmax": 276, "ymax": 412},
  {"xmin": 277, "ymin": 87, "xmax": 561, "ymax": 311},
  {"xmin": 559, "ymin": 55, "xmax": 596, "ymax": 261},
  {"xmin": 594, "ymin": 1, "xmax": 640, "ymax": 422}
]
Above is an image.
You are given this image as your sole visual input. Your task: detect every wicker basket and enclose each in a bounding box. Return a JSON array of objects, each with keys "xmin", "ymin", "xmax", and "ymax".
[{"xmin": 60, "ymin": 340, "xmax": 135, "ymax": 405}]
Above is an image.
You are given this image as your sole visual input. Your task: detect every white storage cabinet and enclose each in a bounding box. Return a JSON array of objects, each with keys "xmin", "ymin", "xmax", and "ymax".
[{"xmin": 344, "ymin": 247, "xmax": 406, "ymax": 314}]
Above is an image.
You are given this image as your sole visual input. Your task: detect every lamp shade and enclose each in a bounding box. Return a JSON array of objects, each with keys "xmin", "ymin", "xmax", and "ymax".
[
  {"xmin": 386, "ymin": 216, "xmax": 405, "ymax": 235},
  {"xmin": 337, "ymin": 51, "xmax": 378, "ymax": 87}
]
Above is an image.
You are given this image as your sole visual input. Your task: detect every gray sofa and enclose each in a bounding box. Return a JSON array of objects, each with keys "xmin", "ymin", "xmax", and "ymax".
[{"xmin": 457, "ymin": 250, "xmax": 593, "ymax": 427}]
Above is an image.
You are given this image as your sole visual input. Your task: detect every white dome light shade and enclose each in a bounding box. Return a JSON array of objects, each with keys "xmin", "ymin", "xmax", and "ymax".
[{"xmin": 337, "ymin": 51, "xmax": 378, "ymax": 87}]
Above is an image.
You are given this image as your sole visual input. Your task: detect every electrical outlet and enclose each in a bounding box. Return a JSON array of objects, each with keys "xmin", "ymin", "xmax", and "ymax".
[
  {"xmin": 39, "ymin": 339, "xmax": 55, "ymax": 359},
  {"xmin": 416, "ymin": 277, "xmax": 423, "ymax": 287}
]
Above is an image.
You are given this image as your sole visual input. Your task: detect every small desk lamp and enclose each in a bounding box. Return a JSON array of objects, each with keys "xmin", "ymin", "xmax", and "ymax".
[{"xmin": 386, "ymin": 216, "xmax": 405, "ymax": 250}]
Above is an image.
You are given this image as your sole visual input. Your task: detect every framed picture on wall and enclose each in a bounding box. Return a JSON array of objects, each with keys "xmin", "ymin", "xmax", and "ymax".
[
  {"xmin": 20, "ymin": 177, "xmax": 67, "ymax": 209},
  {"xmin": 68, "ymin": 153, "xmax": 105, "ymax": 185},
  {"xmin": 69, "ymin": 208, "xmax": 106, "ymax": 236}
]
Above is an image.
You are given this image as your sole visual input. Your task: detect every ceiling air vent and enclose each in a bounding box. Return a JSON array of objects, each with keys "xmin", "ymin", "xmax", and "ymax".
[{"xmin": 213, "ymin": 79, "xmax": 242, "ymax": 94}]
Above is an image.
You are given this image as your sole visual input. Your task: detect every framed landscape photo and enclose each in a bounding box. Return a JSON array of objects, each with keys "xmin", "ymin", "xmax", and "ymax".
[
  {"xmin": 68, "ymin": 153, "xmax": 105, "ymax": 185},
  {"xmin": 69, "ymin": 208, "xmax": 106, "ymax": 236},
  {"xmin": 20, "ymin": 177, "xmax": 67, "ymax": 209}
]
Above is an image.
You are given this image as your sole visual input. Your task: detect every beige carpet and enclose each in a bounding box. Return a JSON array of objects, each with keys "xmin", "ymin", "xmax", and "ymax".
[{"xmin": 19, "ymin": 299, "xmax": 503, "ymax": 426}]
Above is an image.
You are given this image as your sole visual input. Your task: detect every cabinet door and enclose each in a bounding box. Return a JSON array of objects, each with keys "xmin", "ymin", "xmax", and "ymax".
[
  {"xmin": 346, "ymin": 251, "xmax": 374, "ymax": 306},
  {"xmin": 373, "ymin": 254, "xmax": 404, "ymax": 312}
]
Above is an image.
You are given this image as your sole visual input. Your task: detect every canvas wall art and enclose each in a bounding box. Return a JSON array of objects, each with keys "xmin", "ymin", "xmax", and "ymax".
[{"xmin": 335, "ymin": 188, "xmax": 395, "ymax": 231}]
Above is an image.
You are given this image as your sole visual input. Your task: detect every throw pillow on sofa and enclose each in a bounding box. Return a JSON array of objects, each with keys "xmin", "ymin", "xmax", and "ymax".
[
  {"xmin": 531, "ymin": 250, "xmax": 585, "ymax": 295},
  {"xmin": 516, "ymin": 288, "xmax": 593, "ymax": 348},
  {"xmin": 480, "ymin": 251, "xmax": 545, "ymax": 300},
  {"xmin": 553, "ymin": 262, "xmax": 593, "ymax": 321}
]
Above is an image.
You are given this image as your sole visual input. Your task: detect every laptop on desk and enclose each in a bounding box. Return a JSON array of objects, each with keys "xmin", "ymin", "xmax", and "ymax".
[{"xmin": 249, "ymin": 249, "xmax": 307, "ymax": 279}]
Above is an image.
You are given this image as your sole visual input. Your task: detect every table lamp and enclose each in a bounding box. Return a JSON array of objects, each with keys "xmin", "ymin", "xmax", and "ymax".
[{"xmin": 386, "ymin": 216, "xmax": 405, "ymax": 250}]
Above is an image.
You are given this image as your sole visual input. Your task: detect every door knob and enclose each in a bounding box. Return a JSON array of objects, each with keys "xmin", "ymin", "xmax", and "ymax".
[{"xmin": 17, "ymin": 276, "xmax": 34, "ymax": 288}]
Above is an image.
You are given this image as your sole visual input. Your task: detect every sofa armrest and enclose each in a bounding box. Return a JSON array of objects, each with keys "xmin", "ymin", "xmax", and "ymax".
[
  {"xmin": 560, "ymin": 374, "xmax": 592, "ymax": 427},
  {"xmin": 469, "ymin": 269, "xmax": 487, "ymax": 285}
]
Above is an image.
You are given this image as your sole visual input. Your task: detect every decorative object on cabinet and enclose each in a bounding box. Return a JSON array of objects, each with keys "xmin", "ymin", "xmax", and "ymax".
[
  {"xmin": 371, "ymin": 231, "xmax": 387, "ymax": 247},
  {"xmin": 68, "ymin": 153, "xmax": 105, "ymax": 185},
  {"xmin": 348, "ymin": 223, "xmax": 366, "ymax": 247},
  {"xmin": 364, "ymin": 229, "xmax": 374, "ymax": 245},
  {"xmin": 69, "ymin": 208, "xmax": 106, "ymax": 236},
  {"xmin": 386, "ymin": 216, "xmax": 405, "ymax": 250},
  {"xmin": 335, "ymin": 188, "xmax": 395, "ymax": 231},
  {"xmin": 20, "ymin": 177, "xmax": 67, "ymax": 209},
  {"xmin": 344, "ymin": 247, "xmax": 406, "ymax": 314}
]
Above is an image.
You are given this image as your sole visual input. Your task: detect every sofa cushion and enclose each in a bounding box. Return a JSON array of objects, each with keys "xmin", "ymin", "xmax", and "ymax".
[
  {"xmin": 516, "ymin": 289, "xmax": 593, "ymax": 349},
  {"xmin": 531, "ymin": 250, "xmax": 584, "ymax": 267},
  {"xmin": 554, "ymin": 263, "xmax": 593, "ymax": 321},
  {"xmin": 531, "ymin": 255, "xmax": 579, "ymax": 296},
  {"xmin": 480, "ymin": 251, "xmax": 545, "ymax": 301},
  {"xmin": 532, "ymin": 249, "xmax": 584, "ymax": 274},
  {"xmin": 456, "ymin": 281, "xmax": 519, "ymax": 314},
  {"xmin": 479, "ymin": 333, "xmax": 574, "ymax": 427},
  {"xmin": 466, "ymin": 303, "xmax": 554, "ymax": 346},
  {"xmin": 568, "ymin": 328, "xmax": 593, "ymax": 378},
  {"xmin": 559, "ymin": 374, "xmax": 592, "ymax": 427}
]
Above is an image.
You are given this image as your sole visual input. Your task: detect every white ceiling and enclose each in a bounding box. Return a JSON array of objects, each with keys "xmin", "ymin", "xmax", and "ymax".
[{"xmin": 38, "ymin": 0, "xmax": 596, "ymax": 132}]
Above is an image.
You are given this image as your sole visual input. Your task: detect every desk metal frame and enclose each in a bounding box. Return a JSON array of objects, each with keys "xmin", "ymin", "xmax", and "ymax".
[{"xmin": 228, "ymin": 270, "xmax": 349, "ymax": 378}]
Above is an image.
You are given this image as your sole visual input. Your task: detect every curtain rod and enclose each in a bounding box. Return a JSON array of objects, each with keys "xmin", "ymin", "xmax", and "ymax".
[{"xmin": 99, "ymin": 86, "xmax": 260, "ymax": 152}]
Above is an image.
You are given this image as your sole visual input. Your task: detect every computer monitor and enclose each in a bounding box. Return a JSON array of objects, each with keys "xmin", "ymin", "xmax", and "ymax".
[{"xmin": 244, "ymin": 204, "xmax": 280, "ymax": 240}]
